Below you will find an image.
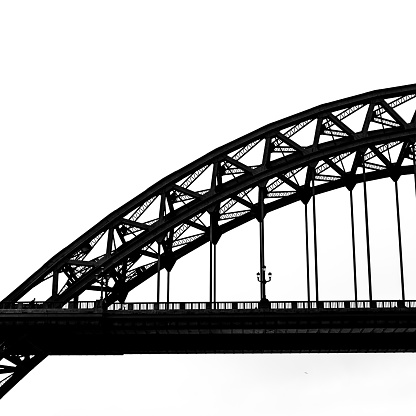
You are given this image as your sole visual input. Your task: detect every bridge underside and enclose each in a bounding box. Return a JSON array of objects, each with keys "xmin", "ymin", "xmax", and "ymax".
[{"xmin": 2, "ymin": 307, "xmax": 416, "ymax": 354}]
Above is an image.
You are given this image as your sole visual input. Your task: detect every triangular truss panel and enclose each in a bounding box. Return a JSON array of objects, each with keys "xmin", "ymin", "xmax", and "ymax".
[
  {"xmin": 385, "ymin": 95, "xmax": 416, "ymax": 123},
  {"xmin": 266, "ymin": 176, "xmax": 297, "ymax": 194},
  {"xmin": 132, "ymin": 195, "xmax": 161, "ymax": 224},
  {"xmin": 266, "ymin": 166, "xmax": 306, "ymax": 197},
  {"xmin": 243, "ymin": 187, "xmax": 259, "ymax": 205},
  {"xmin": 280, "ymin": 119, "xmax": 316, "ymax": 148},
  {"xmin": 125, "ymin": 196, "xmax": 157, "ymax": 222},
  {"xmin": 227, "ymin": 139, "xmax": 264, "ymax": 169},
  {"xmin": 314, "ymin": 164, "xmax": 342, "ymax": 183},
  {"xmin": 129, "ymin": 256, "xmax": 158, "ymax": 274},
  {"xmin": 363, "ymin": 148, "xmax": 389, "ymax": 172},
  {"xmin": 197, "ymin": 211, "xmax": 211, "ymax": 229},
  {"xmin": 374, "ymin": 141, "xmax": 402, "ymax": 164},
  {"xmin": 270, "ymin": 136, "xmax": 299, "ymax": 162},
  {"xmin": 171, "ymin": 229, "xmax": 205, "ymax": 251},
  {"xmin": 173, "ymin": 214, "xmax": 207, "ymax": 241},
  {"xmin": 220, "ymin": 200, "xmax": 251, "ymax": 217},
  {"xmin": 176, "ymin": 164, "xmax": 212, "ymax": 195},
  {"xmin": 369, "ymin": 102, "xmax": 405, "ymax": 131},
  {"xmin": 219, "ymin": 158, "xmax": 252, "ymax": 184},
  {"xmin": 291, "ymin": 165, "xmax": 308, "ymax": 186},
  {"xmin": 128, "ymin": 241, "xmax": 160, "ymax": 271},
  {"xmin": 320, "ymin": 118, "xmax": 349, "ymax": 145},
  {"xmin": 314, "ymin": 153, "xmax": 347, "ymax": 179},
  {"xmin": 68, "ymin": 231, "xmax": 105, "ymax": 262},
  {"xmin": 333, "ymin": 104, "xmax": 368, "ymax": 133},
  {"xmin": 329, "ymin": 151, "xmax": 355, "ymax": 173},
  {"xmin": 83, "ymin": 230, "xmax": 109, "ymax": 261},
  {"xmin": 219, "ymin": 187, "xmax": 254, "ymax": 221}
]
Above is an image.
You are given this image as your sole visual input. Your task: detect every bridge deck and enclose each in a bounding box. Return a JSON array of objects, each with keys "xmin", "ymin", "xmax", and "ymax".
[{"xmin": 1, "ymin": 301, "xmax": 416, "ymax": 354}]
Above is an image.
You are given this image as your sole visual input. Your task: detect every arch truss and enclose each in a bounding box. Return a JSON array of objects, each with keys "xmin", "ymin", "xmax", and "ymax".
[{"xmin": 1, "ymin": 84, "xmax": 416, "ymax": 397}]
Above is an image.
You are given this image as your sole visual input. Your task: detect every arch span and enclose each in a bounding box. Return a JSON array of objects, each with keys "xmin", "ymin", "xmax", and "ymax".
[
  {"xmin": 3, "ymin": 84, "xmax": 416, "ymax": 306},
  {"xmin": 1, "ymin": 84, "xmax": 416, "ymax": 398}
]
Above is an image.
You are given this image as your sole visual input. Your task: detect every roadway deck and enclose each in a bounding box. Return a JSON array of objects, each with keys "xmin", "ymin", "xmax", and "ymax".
[{"xmin": 1, "ymin": 301, "xmax": 416, "ymax": 354}]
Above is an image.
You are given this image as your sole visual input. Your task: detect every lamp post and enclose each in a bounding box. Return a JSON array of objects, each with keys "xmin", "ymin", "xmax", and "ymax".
[
  {"xmin": 257, "ymin": 187, "xmax": 271, "ymax": 309},
  {"xmin": 257, "ymin": 267, "xmax": 272, "ymax": 308}
]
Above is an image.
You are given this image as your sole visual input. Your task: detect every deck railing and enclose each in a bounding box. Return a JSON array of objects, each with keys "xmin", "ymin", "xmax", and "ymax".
[{"xmin": 0, "ymin": 300, "xmax": 415, "ymax": 311}]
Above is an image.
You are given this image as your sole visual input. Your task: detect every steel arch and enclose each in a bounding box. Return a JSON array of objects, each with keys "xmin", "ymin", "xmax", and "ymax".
[
  {"xmin": 4, "ymin": 84, "xmax": 416, "ymax": 307},
  {"xmin": 1, "ymin": 84, "xmax": 416, "ymax": 396}
]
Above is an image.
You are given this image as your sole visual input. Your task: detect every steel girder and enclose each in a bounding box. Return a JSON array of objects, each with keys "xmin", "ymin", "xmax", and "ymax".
[{"xmin": 1, "ymin": 84, "xmax": 416, "ymax": 397}]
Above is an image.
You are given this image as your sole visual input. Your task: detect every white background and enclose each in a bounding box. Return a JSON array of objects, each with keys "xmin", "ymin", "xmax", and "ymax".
[{"xmin": 1, "ymin": 1, "xmax": 416, "ymax": 414}]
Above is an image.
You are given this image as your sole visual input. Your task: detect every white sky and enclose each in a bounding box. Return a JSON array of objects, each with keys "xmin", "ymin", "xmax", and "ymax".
[{"xmin": 1, "ymin": 1, "xmax": 416, "ymax": 414}]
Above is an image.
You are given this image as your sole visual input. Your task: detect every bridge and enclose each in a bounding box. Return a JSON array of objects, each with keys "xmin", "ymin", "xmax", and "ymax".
[{"xmin": 1, "ymin": 84, "xmax": 416, "ymax": 398}]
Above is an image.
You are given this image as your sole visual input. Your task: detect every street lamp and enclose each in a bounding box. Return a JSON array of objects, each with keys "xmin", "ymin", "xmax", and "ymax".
[{"xmin": 257, "ymin": 267, "xmax": 272, "ymax": 308}]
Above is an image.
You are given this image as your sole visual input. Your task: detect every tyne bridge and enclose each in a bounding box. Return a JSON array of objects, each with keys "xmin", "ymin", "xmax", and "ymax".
[{"xmin": 1, "ymin": 84, "xmax": 416, "ymax": 399}]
